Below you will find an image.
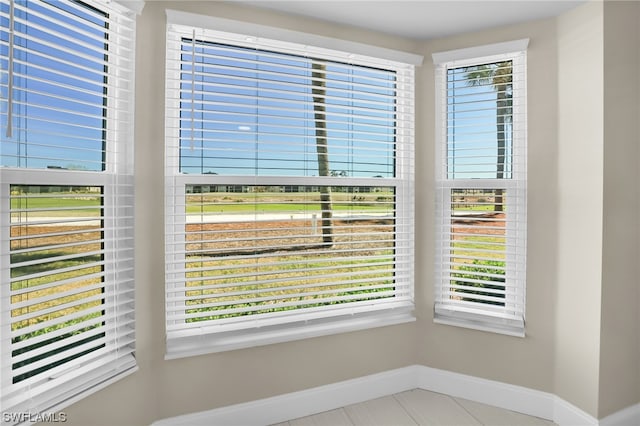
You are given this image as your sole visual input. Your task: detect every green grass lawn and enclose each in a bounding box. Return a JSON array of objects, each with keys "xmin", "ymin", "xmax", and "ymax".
[
  {"xmin": 186, "ymin": 202, "xmax": 392, "ymax": 214},
  {"xmin": 185, "ymin": 191, "xmax": 394, "ymax": 214},
  {"xmin": 10, "ymin": 194, "xmax": 102, "ymax": 217},
  {"xmin": 451, "ymin": 235, "xmax": 506, "ymax": 258},
  {"xmin": 11, "ymin": 190, "xmax": 393, "ymax": 216},
  {"xmin": 184, "ymin": 251, "xmax": 395, "ymax": 322}
]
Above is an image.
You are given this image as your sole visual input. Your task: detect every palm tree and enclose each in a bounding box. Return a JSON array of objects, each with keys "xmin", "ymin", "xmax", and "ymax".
[
  {"xmin": 465, "ymin": 61, "xmax": 512, "ymax": 212},
  {"xmin": 311, "ymin": 61, "xmax": 333, "ymax": 245}
]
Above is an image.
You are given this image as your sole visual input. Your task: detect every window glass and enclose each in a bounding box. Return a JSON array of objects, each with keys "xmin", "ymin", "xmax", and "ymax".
[
  {"xmin": 178, "ymin": 40, "xmax": 397, "ymax": 178},
  {"xmin": 10, "ymin": 185, "xmax": 105, "ymax": 384},
  {"xmin": 0, "ymin": 0, "xmax": 107, "ymax": 171},
  {"xmin": 0, "ymin": 0, "xmax": 137, "ymax": 416},
  {"xmin": 433, "ymin": 42, "xmax": 527, "ymax": 336},
  {"xmin": 182, "ymin": 184, "xmax": 396, "ymax": 323},
  {"xmin": 446, "ymin": 61, "xmax": 513, "ymax": 180},
  {"xmin": 165, "ymin": 23, "xmax": 415, "ymax": 355}
]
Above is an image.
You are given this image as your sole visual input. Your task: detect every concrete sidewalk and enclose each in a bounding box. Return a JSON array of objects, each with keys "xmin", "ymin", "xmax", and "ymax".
[
  {"xmin": 185, "ymin": 211, "xmax": 392, "ymax": 223},
  {"xmin": 10, "ymin": 211, "xmax": 392, "ymax": 226}
]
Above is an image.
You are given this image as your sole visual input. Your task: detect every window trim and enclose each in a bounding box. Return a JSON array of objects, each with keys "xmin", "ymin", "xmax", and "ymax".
[
  {"xmin": 432, "ymin": 40, "xmax": 528, "ymax": 337},
  {"xmin": 165, "ymin": 9, "xmax": 424, "ymax": 66},
  {"xmin": 166, "ymin": 306, "xmax": 415, "ymax": 360},
  {"xmin": 164, "ymin": 16, "xmax": 421, "ymax": 359}
]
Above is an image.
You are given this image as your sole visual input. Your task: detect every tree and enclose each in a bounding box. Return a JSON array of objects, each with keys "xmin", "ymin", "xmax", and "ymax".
[
  {"xmin": 312, "ymin": 61, "xmax": 333, "ymax": 245},
  {"xmin": 465, "ymin": 61, "xmax": 512, "ymax": 212}
]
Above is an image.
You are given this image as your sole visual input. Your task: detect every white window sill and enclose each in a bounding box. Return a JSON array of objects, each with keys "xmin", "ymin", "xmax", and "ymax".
[
  {"xmin": 3, "ymin": 355, "xmax": 137, "ymax": 425},
  {"xmin": 434, "ymin": 306, "xmax": 525, "ymax": 338},
  {"xmin": 165, "ymin": 305, "xmax": 416, "ymax": 360}
]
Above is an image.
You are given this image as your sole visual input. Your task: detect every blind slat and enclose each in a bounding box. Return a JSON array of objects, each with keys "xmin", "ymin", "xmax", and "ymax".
[{"xmin": 11, "ymin": 330, "xmax": 107, "ymax": 374}]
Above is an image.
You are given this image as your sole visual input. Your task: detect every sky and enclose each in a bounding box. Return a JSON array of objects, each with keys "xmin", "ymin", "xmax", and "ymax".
[
  {"xmin": 446, "ymin": 63, "xmax": 513, "ymax": 180},
  {"xmin": 0, "ymin": 0, "xmax": 107, "ymax": 171},
  {"xmin": 178, "ymin": 39, "xmax": 398, "ymax": 178}
]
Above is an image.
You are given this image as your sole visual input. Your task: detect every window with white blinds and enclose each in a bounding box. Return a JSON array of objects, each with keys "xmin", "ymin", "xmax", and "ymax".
[
  {"xmin": 0, "ymin": 0, "xmax": 138, "ymax": 420},
  {"xmin": 433, "ymin": 40, "xmax": 527, "ymax": 336},
  {"xmin": 165, "ymin": 16, "xmax": 416, "ymax": 357}
]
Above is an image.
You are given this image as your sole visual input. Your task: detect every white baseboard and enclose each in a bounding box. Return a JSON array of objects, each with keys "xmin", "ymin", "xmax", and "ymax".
[
  {"xmin": 152, "ymin": 366, "xmax": 419, "ymax": 426},
  {"xmin": 599, "ymin": 403, "xmax": 640, "ymax": 426},
  {"xmin": 416, "ymin": 365, "xmax": 557, "ymax": 420},
  {"xmin": 153, "ymin": 365, "xmax": 635, "ymax": 426},
  {"xmin": 553, "ymin": 396, "xmax": 598, "ymax": 426}
]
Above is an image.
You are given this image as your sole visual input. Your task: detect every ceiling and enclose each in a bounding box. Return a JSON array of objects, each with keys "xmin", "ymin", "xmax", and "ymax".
[{"xmin": 239, "ymin": 1, "xmax": 586, "ymax": 40}]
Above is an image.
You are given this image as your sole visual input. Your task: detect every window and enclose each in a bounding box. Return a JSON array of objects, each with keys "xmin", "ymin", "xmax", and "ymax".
[
  {"xmin": 433, "ymin": 40, "xmax": 528, "ymax": 336},
  {"xmin": 0, "ymin": 0, "xmax": 139, "ymax": 419},
  {"xmin": 165, "ymin": 12, "xmax": 419, "ymax": 357}
]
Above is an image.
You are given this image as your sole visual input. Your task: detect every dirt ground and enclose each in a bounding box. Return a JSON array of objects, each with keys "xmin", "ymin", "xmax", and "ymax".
[
  {"xmin": 451, "ymin": 212, "xmax": 506, "ymax": 237},
  {"xmin": 185, "ymin": 218, "xmax": 394, "ymax": 256},
  {"xmin": 9, "ymin": 211, "xmax": 506, "ymax": 261}
]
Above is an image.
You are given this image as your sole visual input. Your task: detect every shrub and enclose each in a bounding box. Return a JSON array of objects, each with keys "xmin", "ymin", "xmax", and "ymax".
[{"xmin": 451, "ymin": 259, "xmax": 505, "ymax": 306}]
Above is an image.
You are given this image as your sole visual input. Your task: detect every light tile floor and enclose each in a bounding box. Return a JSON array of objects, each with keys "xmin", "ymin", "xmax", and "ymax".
[{"xmin": 273, "ymin": 389, "xmax": 556, "ymax": 426}]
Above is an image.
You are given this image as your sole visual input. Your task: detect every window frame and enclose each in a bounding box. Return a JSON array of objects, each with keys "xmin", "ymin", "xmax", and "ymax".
[
  {"xmin": 0, "ymin": 0, "xmax": 140, "ymax": 420},
  {"xmin": 432, "ymin": 39, "xmax": 528, "ymax": 337},
  {"xmin": 164, "ymin": 11, "xmax": 421, "ymax": 359}
]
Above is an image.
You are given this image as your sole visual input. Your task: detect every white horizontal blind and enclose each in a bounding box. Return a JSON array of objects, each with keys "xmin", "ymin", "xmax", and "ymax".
[
  {"xmin": 165, "ymin": 23, "xmax": 415, "ymax": 349},
  {"xmin": 0, "ymin": 0, "xmax": 137, "ymax": 418},
  {"xmin": 434, "ymin": 46, "xmax": 527, "ymax": 336}
]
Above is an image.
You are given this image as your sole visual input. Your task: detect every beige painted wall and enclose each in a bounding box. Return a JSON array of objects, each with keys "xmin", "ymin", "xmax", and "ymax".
[
  {"xmin": 554, "ymin": 1, "xmax": 640, "ymax": 418},
  {"xmin": 599, "ymin": 0, "xmax": 640, "ymax": 419},
  {"xmin": 54, "ymin": 1, "xmax": 640, "ymax": 425},
  {"xmin": 555, "ymin": 1, "xmax": 604, "ymax": 417}
]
